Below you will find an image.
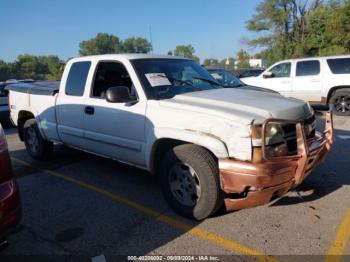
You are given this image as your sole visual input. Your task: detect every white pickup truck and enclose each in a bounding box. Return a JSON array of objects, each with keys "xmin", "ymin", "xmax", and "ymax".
[
  {"xmin": 242, "ymin": 55, "xmax": 350, "ymax": 116},
  {"xmin": 7, "ymin": 54, "xmax": 334, "ymax": 220}
]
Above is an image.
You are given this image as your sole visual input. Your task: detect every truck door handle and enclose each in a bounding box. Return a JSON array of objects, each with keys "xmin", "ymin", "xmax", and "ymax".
[
  {"xmin": 84, "ymin": 106, "xmax": 94, "ymax": 115},
  {"xmin": 311, "ymin": 79, "xmax": 320, "ymax": 82}
]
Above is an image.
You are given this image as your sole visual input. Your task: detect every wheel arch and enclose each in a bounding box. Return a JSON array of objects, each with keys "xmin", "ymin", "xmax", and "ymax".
[
  {"xmin": 327, "ymin": 86, "xmax": 350, "ymax": 103},
  {"xmin": 147, "ymin": 129, "xmax": 229, "ymax": 175},
  {"xmin": 17, "ymin": 110, "xmax": 35, "ymax": 141}
]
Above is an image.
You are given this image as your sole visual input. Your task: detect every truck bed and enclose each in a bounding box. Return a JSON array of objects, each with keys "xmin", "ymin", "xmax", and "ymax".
[
  {"xmin": 7, "ymin": 80, "xmax": 60, "ymax": 142},
  {"xmin": 5, "ymin": 81, "xmax": 60, "ymax": 96}
]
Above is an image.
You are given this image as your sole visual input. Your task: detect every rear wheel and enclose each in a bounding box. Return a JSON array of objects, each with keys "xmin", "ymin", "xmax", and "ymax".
[
  {"xmin": 23, "ymin": 119, "xmax": 53, "ymax": 160},
  {"xmin": 329, "ymin": 89, "xmax": 350, "ymax": 116},
  {"xmin": 159, "ymin": 144, "xmax": 223, "ymax": 220}
]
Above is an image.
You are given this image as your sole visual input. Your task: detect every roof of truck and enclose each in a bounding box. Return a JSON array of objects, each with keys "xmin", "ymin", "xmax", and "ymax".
[
  {"xmin": 275, "ymin": 54, "xmax": 350, "ymax": 64},
  {"xmin": 70, "ymin": 54, "xmax": 191, "ymax": 62}
]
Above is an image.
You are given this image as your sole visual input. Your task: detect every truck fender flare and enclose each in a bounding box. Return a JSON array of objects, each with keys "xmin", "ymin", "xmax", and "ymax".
[{"xmin": 146, "ymin": 127, "xmax": 229, "ymax": 172}]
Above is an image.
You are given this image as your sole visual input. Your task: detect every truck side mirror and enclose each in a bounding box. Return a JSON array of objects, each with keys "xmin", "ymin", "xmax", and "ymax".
[
  {"xmin": 263, "ymin": 72, "xmax": 274, "ymax": 78},
  {"xmin": 105, "ymin": 86, "xmax": 135, "ymax": 103}
]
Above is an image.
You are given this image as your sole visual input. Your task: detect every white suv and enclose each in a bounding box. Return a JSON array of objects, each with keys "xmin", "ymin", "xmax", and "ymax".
[{"xmin": 242, "ymin": 55, "xmax": 350, "ymax": 116}]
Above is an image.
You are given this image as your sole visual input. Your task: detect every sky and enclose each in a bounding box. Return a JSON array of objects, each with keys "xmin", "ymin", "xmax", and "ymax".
[{"xmin": 0, "ymin": 0, "xmax": 261, "ymax": 62}]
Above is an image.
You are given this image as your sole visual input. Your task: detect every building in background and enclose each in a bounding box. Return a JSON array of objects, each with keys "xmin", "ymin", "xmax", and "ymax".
[
  {"xmin": 248, "ymin": 58, "xmax": 267, "ymax": 69},
  {"xmin": 234, "ymin": 58, "xmax": 267, "ymax": 69}
]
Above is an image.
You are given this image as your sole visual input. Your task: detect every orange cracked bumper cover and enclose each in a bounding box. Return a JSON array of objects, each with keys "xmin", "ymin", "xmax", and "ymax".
[{"xmin": 218, "ymin": 112, "xmax": 334, "ymax": 211}]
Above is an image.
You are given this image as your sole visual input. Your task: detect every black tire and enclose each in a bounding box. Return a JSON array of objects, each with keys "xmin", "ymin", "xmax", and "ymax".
[
  {"xmin": 23, "ymin": 119, "xmax": 53, "ymax": 160},
  {"xmin": 159, "ymin": 144, "xmax": 223, "ymax": 220},
  {"xmin": 329, "ymin": 89, "xmax": 350, "ymax": 116}
]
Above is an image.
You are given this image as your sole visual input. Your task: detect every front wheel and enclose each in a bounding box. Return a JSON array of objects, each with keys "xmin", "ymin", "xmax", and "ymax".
[
  {"xmin": 329, "ymin": 89, "xmax": 350, "ymax": 116},
  {"xmin": 159, "ymin": 144, "xmax": 223, "ymax": 220},
  {"xmin": 23, "ymin": 119, "xmax": 53, "ymax": 160}
]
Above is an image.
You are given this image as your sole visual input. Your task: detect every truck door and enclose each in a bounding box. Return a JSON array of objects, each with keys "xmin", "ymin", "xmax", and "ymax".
[
  {"xmin": 82, "ymin": 61, "xmax": 146, "ymax": 166},
  {"xmin": 261, "ymin": 62, "xmax": 293, "ymax": 95},
  {"xmin": 56, "ymin": 61, "xmax": 91, "ymax": 148},
  {"xmin": 292, "ymin": 60, "xmax": 323, "ymax": 102}
]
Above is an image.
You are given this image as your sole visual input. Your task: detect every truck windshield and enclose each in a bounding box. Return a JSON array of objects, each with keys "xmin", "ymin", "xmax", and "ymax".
[{"xmin": 131, "ymin": 59, "xmax": 223, "ymax": 99}]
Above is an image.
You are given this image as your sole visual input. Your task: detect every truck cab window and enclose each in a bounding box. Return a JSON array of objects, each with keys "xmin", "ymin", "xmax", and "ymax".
[
  {"xmin": 65, "ymin": 61, "xmax": 91, "ymax": 96},
  {"xmin": 269, "ymin": 62, "xmax": 291, "ymax": 78},
  {"xmin": 91, "ymin": 62, "xmax": 135, "ymax": 98}
]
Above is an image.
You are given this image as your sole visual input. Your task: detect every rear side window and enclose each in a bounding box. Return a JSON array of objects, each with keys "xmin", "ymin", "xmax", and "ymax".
[
  {"xmin": 327, "ymin": 58, "xmax": 350, "ymax": 74},
  {"xmin": 296, "ymin": 60, "xmax": 320, "ymax": 76},
  {"xmin": 65, "ymin": 61, "xmax": 91, "ymax": 96}
]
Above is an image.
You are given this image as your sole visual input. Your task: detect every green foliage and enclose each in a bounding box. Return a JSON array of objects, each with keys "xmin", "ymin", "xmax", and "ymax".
[
  {"xmin": 172, "ymin": 45, "xmax": 200, "ymax": 62},
  {"xmin": 0, "ymin": 55, "xmax": 63, "ymax": 81},
  {"xmin": 0, "ymin": 60, "xmax": 15, "ymax": 81},
  {"xmin": 203, "ymin": 58, "xmax": 219, "ymax": 66},
  {"xmin": 236, "ymin": 49, "xmax": 250, "ymax": 69},
  {"xmin": 79, "ymin": 33, "xmax": 152, "ymax": 56},
  {"xmin": 191, "ymin": 55, "xmax": 200, "ymax": 63},
  {"xmin": 174, "ymin": 45, "xmax": 195, "ymax": 58},
  {"xmin": 122, "ymin": 37, "xmax": 152, "ymax": 53},
  {"xmin": 79, "ymin": 33, "xmax": 123, "ymax": 56},
  {"xmin": 247, "ymin": 0, "xmax": 350, "ymax": 65}
]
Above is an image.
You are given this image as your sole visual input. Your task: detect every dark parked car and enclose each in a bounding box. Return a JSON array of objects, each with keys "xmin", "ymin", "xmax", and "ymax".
[
  {"xmin": 0, "ymin": 124, "xmax": 21, "ymax": 243},
  {"xmin": 1, "ymin": 80, "xmax": 34, "ymax": 124},
  {"xmin": 206, "ymin": 67, "xmax": 278, "ymax": 93},
  {"xmin": 236, "ymin": 69, "xmax": 264, "ymax": 78},
  {"xmin": 0, "ymin": 82, "xmax": 9, "ymax": 123}
]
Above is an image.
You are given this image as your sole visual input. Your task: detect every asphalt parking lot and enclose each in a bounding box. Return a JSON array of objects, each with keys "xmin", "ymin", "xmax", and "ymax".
[{"xmin": 1, "ymin": 111, "xmax": 350, "ymax": 262}]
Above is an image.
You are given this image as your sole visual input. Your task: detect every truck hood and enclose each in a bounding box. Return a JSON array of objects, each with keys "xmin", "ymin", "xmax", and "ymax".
[{"xmin": 159, "ymin": 88, "xmax": 313, "ymax": 124}]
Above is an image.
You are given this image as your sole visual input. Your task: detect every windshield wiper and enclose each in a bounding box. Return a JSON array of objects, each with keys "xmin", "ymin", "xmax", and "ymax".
[{"xmin": 192, "ymin": 77, "xmax": 222, "ymax": 87}]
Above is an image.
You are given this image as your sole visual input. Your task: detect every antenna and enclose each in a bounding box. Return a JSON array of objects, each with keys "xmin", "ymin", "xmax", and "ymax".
[{"xmin": 149, "ymin": 26, "xmax": 153, "ymax": 55}]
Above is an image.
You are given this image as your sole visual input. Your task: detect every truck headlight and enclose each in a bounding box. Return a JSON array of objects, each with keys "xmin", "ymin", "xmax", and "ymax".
[
  {"xmin": 251, "ymin": 122, "xmax": 288, "ymax": 161},
  {"xmin": 265, "ymin": 123, "xmax": 284, "ymax": 145},
  {"xmin": 251, "ymin": 123, "xmax": 285, "ymax": 145}
]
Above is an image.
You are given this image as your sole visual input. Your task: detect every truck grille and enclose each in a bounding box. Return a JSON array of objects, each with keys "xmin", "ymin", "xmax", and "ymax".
[{"xmin": 282, "ymin": 114, "xmax": 316, "ymax": 155}]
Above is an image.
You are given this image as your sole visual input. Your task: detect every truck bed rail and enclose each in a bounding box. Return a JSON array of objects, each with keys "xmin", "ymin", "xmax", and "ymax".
[{"xmin": 5, "ymin": 81, "xmax": 60, "ymax": 96}]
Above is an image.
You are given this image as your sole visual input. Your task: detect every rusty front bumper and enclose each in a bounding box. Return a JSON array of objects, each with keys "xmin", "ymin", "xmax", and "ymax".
[{"xmin": 219, "ymin": 112, "xmax": 334, "ymax": 211}]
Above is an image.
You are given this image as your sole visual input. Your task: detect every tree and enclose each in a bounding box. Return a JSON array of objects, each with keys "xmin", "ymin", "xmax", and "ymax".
[
  {"xmin": 122, "ymin": 37, "xmax": 152, "ymax": 53},
  {"xmin": 0, "ymin": 60, "xmax": 15, "ymax": 81},
  {"xmin": 1, "ymin": 54, "xmax": 64, "ymax": 81},
  {"xmin": 38, "ymin": 55, "xmax": 64, "ymax": 80},
  {"xmin": 247, "ymin": 0, "xmax": 296, "ymax": 63},
  {"xmin": 174, "ymin": 45, "xmax": 195, "ymax": 58},
  {"xmin": 203, "ymin": 58, "xmax": 219, "ymax": 66},
  {"xmin": 79, "ymin": 33, "xmax": 152, "ymax": 56},
  {"xmin": 192, "ymin": 55, "xmax": 200, "ymax": 63},
  {"xmin": 247, "ymin": 0, "xmax": 350, "ymax": 65},
  {"xmin": 79, "ymin": 33, "xmax": 123, "ymax": 56},
  {"xmin": 14, "ymin": 54, "xmax": 39, "ymax": 79},
  {"xmin": 173, "ymin": 45, "xmax": 200, "ymax": 62},
  {"xmin": 235, "ymin": 49, "xmax": 250, "ymax": 69}
]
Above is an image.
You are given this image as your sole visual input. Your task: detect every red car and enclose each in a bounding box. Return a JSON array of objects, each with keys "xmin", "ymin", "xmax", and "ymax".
[{"xmin": 0, "ymin": 124, "xmax": 21, "ymax": 243}]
